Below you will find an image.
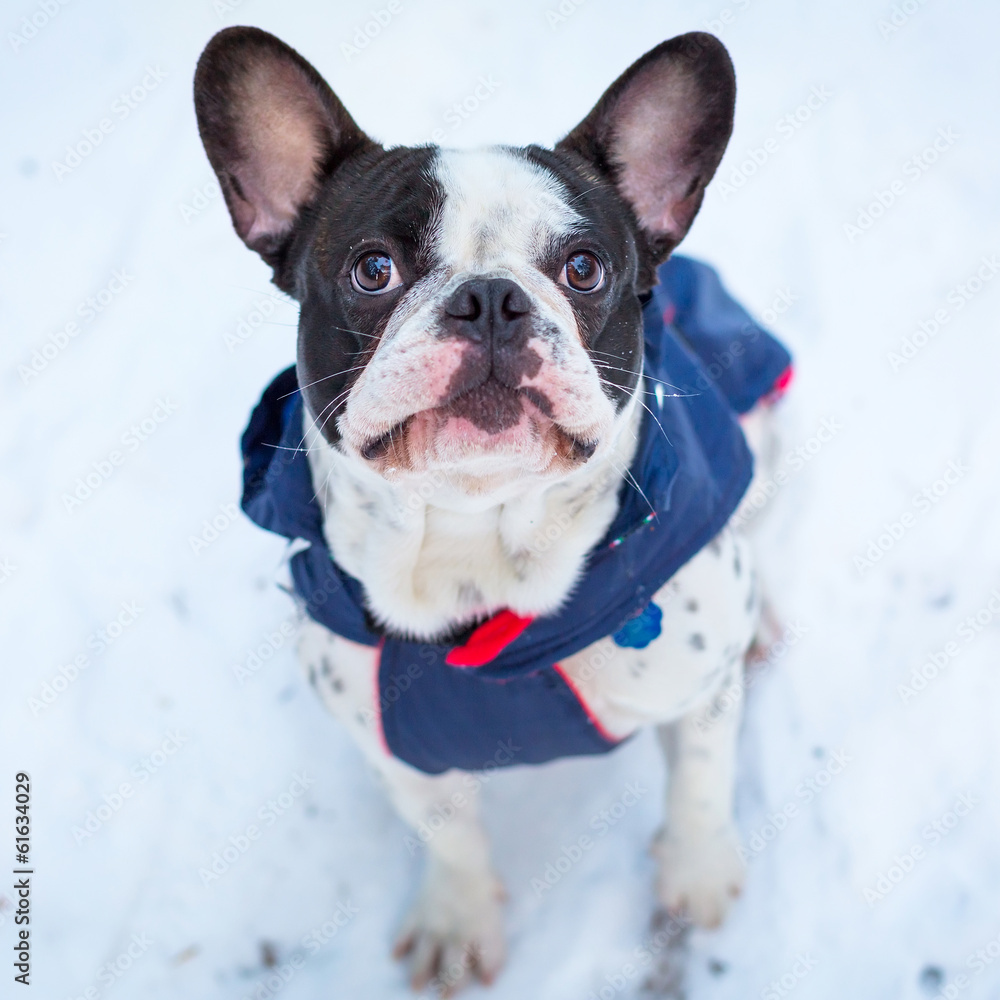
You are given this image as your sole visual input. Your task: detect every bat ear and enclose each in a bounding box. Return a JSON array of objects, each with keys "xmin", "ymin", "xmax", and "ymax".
[
  {"xmin": 194, "ymin": 26, "xmax": 376, "ymax": 278},
  {"xmin": 557, "ymin": 33, "xmax": 735, "ymax": 268}
]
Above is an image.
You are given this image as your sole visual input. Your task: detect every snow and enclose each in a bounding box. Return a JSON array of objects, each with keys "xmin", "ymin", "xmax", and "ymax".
[{"xmin": 3, "ymin": 1, "xmax": 1000, "ymax": 998}]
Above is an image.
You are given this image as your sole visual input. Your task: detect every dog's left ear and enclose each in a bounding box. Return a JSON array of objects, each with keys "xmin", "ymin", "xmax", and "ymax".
[
  {"xmin": 194, "ymin": 26, "xmax": 376, "ymax": 288},
  {"xmin": 557, "ymin": 32, "xmax": 735, "ymax": 277}
]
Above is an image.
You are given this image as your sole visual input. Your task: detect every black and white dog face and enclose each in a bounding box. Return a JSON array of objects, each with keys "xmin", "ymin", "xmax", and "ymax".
[{"xmin": 195, "ymin": 28, "xmax": 734, "ymax": 495}]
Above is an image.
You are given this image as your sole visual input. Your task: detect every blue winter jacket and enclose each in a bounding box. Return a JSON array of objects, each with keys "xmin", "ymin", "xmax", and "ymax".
[{"xmin": 240, "ymin": 257, "xmax": 792, "ymax": 774}]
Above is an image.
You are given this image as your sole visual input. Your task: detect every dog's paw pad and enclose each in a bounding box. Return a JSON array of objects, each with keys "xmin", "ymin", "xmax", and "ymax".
[{"xmin": 653, "ymin": 826, "xmax": 745, "ymax": 929}]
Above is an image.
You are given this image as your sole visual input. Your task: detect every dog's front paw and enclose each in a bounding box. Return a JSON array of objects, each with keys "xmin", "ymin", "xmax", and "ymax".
[
  {"xmin": 393, "ymin": 859, "xmax": 506, "ymax": 995},
  {"xmin": 652, "ymin": 825, "xmax": 745, "ymax": 929}
]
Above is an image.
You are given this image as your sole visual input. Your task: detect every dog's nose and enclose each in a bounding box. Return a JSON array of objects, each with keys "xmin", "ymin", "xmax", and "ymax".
[{"xmin": 443, "ymin": 278, "xmax": 531, "ymax": 346}]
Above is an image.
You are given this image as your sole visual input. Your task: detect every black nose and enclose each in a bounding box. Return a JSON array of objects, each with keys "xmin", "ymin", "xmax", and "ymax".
[{"xmin": 443, "ymin": 278, "xmax": 531, "ymax": 346}]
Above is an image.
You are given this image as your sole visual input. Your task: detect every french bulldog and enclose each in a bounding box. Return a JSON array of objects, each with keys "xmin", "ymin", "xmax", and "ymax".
[{"xmin": 195, "ymin": 26, "xmax": 786, "ymax": 993}]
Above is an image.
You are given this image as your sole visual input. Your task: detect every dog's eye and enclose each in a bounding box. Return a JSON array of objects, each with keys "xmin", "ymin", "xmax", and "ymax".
[
  {"xmin": 562, "ymin": 251, "xmax": 605, "ymax": 293},
  {"xmin": 351, "ymin": 252, "xmax": 401, "ymax": 294}
]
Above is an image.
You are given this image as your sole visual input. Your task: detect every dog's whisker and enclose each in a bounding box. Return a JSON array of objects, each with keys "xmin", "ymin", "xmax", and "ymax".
[
  {"xmin": 223, "ymin": 283, "xmax": 295, "ymax": 302},
  {"xmin": 333, "ymin": 325, "xmax": 381, "ymax": 341},
  {"xmin": 280, "ymin": 366, "xmax": 369, "ymax": 400},
  {"xmin": 589, "ymin": 362, "xmax": 695, "ymax": 399},
  {"xmin": 589, "ymin": 358, "xmax": 696, "ymax": 396},
  {"xmin": 633, "ymin": 394, "xmax": 676, "ymax": 450},
  {"xmin": 605, "ymin": 454, "xmax": 657, "ymax": 521}
]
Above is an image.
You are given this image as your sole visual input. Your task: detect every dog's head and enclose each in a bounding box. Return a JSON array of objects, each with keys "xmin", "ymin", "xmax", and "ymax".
[{"xmin": 195, "ymin": 28, "xmax": 734, "ymax": 494}]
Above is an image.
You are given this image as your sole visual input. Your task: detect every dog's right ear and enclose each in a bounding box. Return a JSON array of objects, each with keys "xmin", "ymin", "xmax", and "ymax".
[{"xmin": 194, "ymin": 27, "xmax": 375, "ymax": 284}]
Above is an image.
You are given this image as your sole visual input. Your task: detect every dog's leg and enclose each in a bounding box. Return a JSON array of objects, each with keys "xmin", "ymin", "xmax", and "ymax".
[
  {"xmin": 378, "ymin": 758, "xmax": 506, "ymax": 993},
  {"xmin": 653, "ymin": 664, "xmax": 745, "ymax": 928},
  {"xmin": 297, "ymin": 619, "xmax": 504, "ymax": 993}
]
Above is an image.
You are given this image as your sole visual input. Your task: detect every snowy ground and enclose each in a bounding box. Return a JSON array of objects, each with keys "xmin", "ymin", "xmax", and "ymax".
[{"xmin": 3, "ymin": 1, "xmax": 1000, "ymax": 998}]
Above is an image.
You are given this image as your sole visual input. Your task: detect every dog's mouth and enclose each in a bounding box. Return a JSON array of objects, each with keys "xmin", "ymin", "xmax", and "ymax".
[{"xmin": 359, "ymin": 378, "xmax": 597, "ymax": 464}]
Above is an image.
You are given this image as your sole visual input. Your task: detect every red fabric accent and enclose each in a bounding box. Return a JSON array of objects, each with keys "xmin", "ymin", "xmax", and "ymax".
[
  {"xmin": 662, "ymin": 304, "xmax": 676, "ymax": 326},
  {"xmin": 765, "ymin": 364, "xmax": 794, "ymax": 403},
  {"xmin": 445, "ymin": 610, "xmax": 535, "ymax": 667},
  {"xmin": 373, "ymin": 638, "xmax": 390, "ymax": 754},
  {"xmin": 552, "ymin": 662, "xmax": 621, "ymax": 744}
]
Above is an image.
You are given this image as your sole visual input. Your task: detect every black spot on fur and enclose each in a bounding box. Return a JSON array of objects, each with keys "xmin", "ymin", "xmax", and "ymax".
[
  {"xmin": 320, "ymin": 656, "xmax": 332, "ymax": 677},
  {"xmin": 332, "ymin": 677, "xmax": 344, "ymax": 693},
  {"xmin": 689, "ymin": 633, "xmax": 706, "ymax": 651},
  {"xmin": 686, "ymin": 599, "xmax": 699, "ymax": 613}
]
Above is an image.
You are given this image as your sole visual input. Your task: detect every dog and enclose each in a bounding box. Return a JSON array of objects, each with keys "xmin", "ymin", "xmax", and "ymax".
[{"xmin": 194, "ymin": 26, "xmax": 791, "ymax": 993}]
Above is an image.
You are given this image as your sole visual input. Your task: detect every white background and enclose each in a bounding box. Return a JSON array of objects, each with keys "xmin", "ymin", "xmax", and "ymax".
[{"xmin": 3, "ymin": 1, "xmax": 1000, "ymax": 998}]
